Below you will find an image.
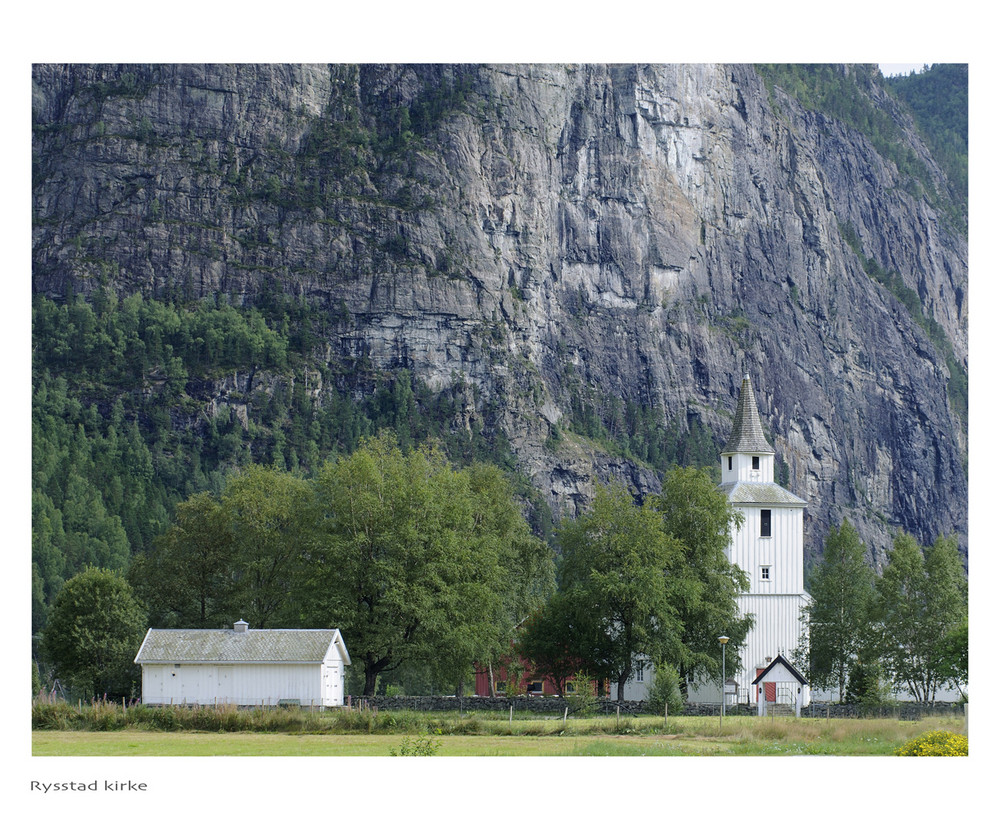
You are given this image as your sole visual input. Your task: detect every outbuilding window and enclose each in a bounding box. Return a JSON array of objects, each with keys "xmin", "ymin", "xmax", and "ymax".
[{"xmin": 760, "ymin": 509, "xmax": 772, "ymax": 537}]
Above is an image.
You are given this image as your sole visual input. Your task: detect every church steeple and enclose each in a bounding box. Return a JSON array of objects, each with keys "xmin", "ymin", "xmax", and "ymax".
[
  {"xmin": 721, "ymin": 375, "xmax": 774, "ymax": 484},
  {"xmin": 722, "ymin": 374, "xmax": 774, "ymax": 455}
]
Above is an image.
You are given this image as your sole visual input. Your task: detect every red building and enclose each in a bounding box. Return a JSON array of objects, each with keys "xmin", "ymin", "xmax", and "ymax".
[{"xmin": 474, "ymin": 653, "xmax": 602, "ymax": 697}]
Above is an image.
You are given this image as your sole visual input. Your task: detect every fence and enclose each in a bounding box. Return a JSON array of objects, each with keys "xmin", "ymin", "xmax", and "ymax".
[{"xmin": 356, "ymin": 694, "xmax": 966, "ymax": 720}]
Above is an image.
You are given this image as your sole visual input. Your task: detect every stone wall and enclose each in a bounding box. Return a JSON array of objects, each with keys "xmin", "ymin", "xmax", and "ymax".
[{"xmin": 350, "ymin": 695, "xmax": 965, "ymax": 720}]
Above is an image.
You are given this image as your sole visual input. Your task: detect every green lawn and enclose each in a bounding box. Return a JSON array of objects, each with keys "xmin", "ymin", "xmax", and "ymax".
[{"xmin": 32, "ymin": 713, "xmax": 967, "ymax": 756}]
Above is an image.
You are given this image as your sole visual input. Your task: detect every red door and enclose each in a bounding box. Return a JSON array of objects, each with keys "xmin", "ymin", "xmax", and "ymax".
[{"xmin": 764, "ymin": 682, "xmax": 777, "ymax": 702}]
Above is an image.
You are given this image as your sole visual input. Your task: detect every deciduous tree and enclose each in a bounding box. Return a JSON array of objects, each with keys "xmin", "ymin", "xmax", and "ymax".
[
  {"xmin": 305, "ymin": 433, "xmax": 552, "ymax": 696},
  {"xmin": 557, "ymin": 481, "xmax": 684, "ymax": 702},
  {"xmin": 129, "ymin": 491, "xmax": 236, "ymax": 628},
  {"xmin": 40, "ymin": 567, "xmax": 146, "ymax": 699},
  {"xmin": 802, "ymin": 519, "xmax": 877, "ymax": 701},
  {"xmin": 655, "ymin": 466, "xmax": 751, "ymax": 694},
  {"xmin": 874, "ymin": 532, "xmax": 967, "ymax": 703}
]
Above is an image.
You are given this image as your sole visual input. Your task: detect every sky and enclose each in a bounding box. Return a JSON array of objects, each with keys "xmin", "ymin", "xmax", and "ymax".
[{"xmin": 879, "ymin": 63, "xmax": 930, "ymax": 76}]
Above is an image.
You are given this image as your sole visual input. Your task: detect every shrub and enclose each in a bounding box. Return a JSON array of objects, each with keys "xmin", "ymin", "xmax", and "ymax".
[
  {"xmin": 646, "ymin": 665, "xmax": 684, "ymax": 717},
  {"xmin": 390, "ymin": 733, "xmax": 440, "ymax": 756},
  {"xmin": 894, "ymin": 730, "xmax": 968, "ymax": 756},
  {"xmin": 565, "ymin": 671, "xmax": 597, "ymax": 716}
]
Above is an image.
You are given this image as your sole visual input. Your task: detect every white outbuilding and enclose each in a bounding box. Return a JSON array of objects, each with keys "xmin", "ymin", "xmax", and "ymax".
[{"xmin": 134, "ymin": 620, "xmax": 351, "ymax": 707}]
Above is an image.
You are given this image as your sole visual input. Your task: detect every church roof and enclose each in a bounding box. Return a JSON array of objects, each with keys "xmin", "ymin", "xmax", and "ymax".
[
  {"xmin": 718, "ymin": 481, "xmax": 807, "ymax": 507},
  {"xmin": 721, "ymin": 375, "xmax": 774, "ymax": 455}
]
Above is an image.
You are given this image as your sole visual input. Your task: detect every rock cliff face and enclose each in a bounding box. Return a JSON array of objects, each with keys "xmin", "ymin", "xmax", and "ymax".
[{"xmin": 31, "ymin": 63, "xmax": 968, "ymax": 567}]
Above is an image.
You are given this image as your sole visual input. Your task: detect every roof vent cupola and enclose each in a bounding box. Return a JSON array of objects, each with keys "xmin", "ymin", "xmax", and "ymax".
[{"xmin": 234, "ymin": 619, "xmax": 249, "ymax": 633}]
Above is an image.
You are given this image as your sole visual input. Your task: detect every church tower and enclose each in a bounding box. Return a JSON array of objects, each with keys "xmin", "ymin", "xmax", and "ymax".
[{"xmin": 717, "ymin": 375, "xmax": 810, "ymax": 702}]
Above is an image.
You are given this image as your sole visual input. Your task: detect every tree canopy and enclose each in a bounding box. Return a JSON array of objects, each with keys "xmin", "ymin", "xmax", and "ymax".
[
  {"xmin": 302, "ymin": 433, "xmax": 554, "ymax": 696},
  {"xmin": 799, "ymin": 519, "xmax": 877, "ymax": 701},
  {"xmin": 40, "ymin": 567, "xmax": 146, "ymax": 700},
  {"xmin": 130, "ymin": 466, "xmax": 315, "ymax": 629},
  {"xmin": 520, "ymin": 469, "xmax": 751, "ymax": 701},
  {"xmin": 873, "ymin": 532, "xmax": 967, "ymax": 703},
  {"xmin": 655, "ymin": 466, "xmax": 750, "ymax": 691},
  {"xmin": 555, "ymin": 481, "xmax": 684, "ymax": 701}
]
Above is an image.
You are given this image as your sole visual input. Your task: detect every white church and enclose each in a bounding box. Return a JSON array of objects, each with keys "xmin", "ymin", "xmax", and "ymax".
[
  {"xmin": 623, "ymin": 374, "xmax": 812, "ymax": 710},
  {"xmin": 711, "ymin": 373, "xmax": 811, "ymax": 708}
]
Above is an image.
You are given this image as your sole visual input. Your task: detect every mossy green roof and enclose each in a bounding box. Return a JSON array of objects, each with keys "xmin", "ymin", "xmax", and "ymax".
[
  {"xmin": 134, "ymin": 628, "xmax": 349, "ymax": 665},
  {"xmin": 718, "ymin": 481, "xmax": 806, "ymax": 506}
]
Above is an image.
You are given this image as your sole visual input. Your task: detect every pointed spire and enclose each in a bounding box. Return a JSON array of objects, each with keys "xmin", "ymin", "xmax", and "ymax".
[{"xmin": 722, "ymin": 375, "xmax": 774, "ymax": 454}]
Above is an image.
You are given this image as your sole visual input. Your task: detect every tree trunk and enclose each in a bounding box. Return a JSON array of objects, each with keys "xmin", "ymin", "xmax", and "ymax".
[{"xmin": 363, "ymin": 665, "xmax": 379, "ymax": 696}]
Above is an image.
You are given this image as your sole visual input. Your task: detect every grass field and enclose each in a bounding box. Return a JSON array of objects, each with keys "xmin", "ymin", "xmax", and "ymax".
[{"xmin": 31, "ymin": 712, "xmax": 968, "ymax": 756}]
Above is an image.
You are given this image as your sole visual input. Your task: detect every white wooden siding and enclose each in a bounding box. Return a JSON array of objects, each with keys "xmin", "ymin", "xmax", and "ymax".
[
  {"xmin": 721, "ymin": 452, "xmax": 775, "ymax": 484},
  {"xmin": 141, "ymin": 661, "xmax": 345, "ymax": 707},
  {"xmin": 735, "ymin": 593, "xmax": 809, "ymax": 692},
  {"xmin": 727, "ymin": 505, "xmax": 804, "ymax": 594}
]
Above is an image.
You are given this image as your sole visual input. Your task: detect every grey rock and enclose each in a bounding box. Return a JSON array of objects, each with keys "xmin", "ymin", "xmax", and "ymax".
[{"xmin": 31, "ymin": 63, "xmax": 968, "ymax": 568}]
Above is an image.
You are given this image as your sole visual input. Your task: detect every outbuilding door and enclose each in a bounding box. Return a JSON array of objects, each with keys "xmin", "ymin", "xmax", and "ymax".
[
  {"xmin": 764, "ymin": 682, "xmax": 777, "ymax": 702},
  {"xmin": 323, "ymin": 662, "xmax": 341, "ymax": 706}
]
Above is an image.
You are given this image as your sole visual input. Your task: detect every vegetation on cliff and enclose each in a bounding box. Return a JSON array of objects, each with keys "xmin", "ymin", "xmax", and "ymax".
[{"xmin": 755, "ymin": 63, "xmax": 967, "ymax": 227}]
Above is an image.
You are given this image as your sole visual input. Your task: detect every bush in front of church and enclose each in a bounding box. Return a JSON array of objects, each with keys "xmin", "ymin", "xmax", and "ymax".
[
  {"xmin": 893, "ymin": 730, "xmax": 968, "ymax": 756},
  {"xmin": 646, "ymin": 665, "xmax": 685, "ymax": 716}
]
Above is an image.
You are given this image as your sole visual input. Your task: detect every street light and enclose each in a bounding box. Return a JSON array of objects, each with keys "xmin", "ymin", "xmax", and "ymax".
[{"xmin": 718, "ymin": 636, "xmax": 730, "ymax": 721}]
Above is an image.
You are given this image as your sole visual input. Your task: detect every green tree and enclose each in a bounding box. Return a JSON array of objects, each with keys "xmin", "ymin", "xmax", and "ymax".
[
  {"xmin": 844, "ymin": 656, "xmax": 891, "ymax": 711},
  {"xmin": 221, "ymin": 465, "xmax": 316, "ymax": 628},
  {"xmin": 305, "ymin": 433, "xmax": 552, "ymax": 696},
  {"xmin": 129, "ymin": 491, "xmax": 237, "ymax": 628},
  {"xmin": 873, "ymin": 532, "xmax": 967, "ymax": 703},
  {"xmin": 129, "ymin": 467, "xmax": 315, "ymax": 630},
  {"xmin": 654, "ymin": 466, "xmax": 750, "ymax": 695},
  {"xmin": 557, "ymin": 481, "xmax": 684, "ymax": 702},
  {"xmin": 40, "ymin": 567, "xmax": 146, "ymax": 699},
  {"xmin": 516, "ymin": 589, "xmax": 604, "ymax": 696},
  {"xmin": 646, "ymin": 664, "xmax": 685, "ymax": 717},
  {"xmin": 802, "ymin": 519, "xmax": 877, "ymax": 701},
  {"xmin": 934, "ymin": 618, "xmax": 968, "ymax": 699}
]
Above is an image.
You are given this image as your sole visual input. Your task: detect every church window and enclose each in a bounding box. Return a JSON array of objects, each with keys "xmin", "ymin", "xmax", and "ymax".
[
  {"xmin": 760, "ymin": 509, "xmax": 772, "ymax": 537},
  {"xmin": 635, "ymin": 662, "xmax": 645, "ymax": 682},
  {"xmin": 761, "ymin": 566, "xmax": 771, "ymax": 581},
  {"xmin": 752, "ymin": 456, "xmax": 760, "ymax": 470},
  {"xmin": 728, "ymin": 456, "xmax": 733, "ymax": 471}
]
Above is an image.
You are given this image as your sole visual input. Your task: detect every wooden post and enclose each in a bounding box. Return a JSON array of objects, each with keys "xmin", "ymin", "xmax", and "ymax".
[
  {"xmin": 509, "ymin": 704, "xmax": 513, "ymax": 727},
  {"xmin": 563, "ymin": 707, "xmax": 568, "ymax": 728},
  {"xmin": 664, "ymin": 700, "xmax": 668, "ymax": 729}
]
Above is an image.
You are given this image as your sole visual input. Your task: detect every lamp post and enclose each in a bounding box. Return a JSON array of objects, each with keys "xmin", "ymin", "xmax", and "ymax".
[{"xmin": 718, "ymin": 636, "xmax": 730, "ymax": 722}]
